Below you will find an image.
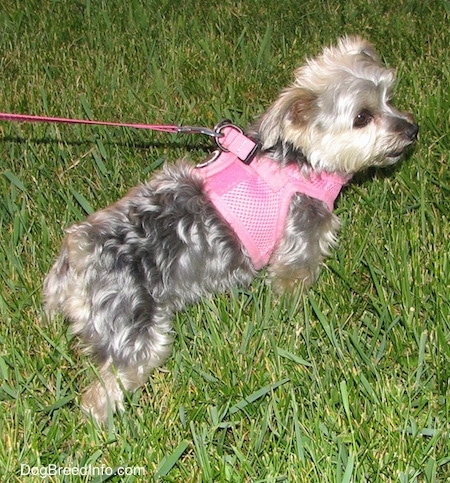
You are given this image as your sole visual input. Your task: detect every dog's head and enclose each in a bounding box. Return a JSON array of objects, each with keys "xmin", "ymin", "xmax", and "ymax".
[{"xmin": 252, "ymin": 36, "xmax": 418, "ymax": 173}]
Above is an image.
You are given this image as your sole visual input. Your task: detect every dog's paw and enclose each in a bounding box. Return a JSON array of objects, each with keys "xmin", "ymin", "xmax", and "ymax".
[{"xmin": 81, "ymin": 380, "xmax": 125, "ymax": 423}]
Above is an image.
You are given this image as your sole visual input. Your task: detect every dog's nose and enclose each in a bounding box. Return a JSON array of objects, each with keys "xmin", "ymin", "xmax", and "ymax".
[
  {"xmin": 400, "ymin": 112, "xmax": 419, "ymax": 141},
  {"xmin": 405, "ymin": 122, "xmax": 419, "ymax": 141},
  {"xmin": 391, "ymin": 116, "xmax": 419, "ymax": 141}
]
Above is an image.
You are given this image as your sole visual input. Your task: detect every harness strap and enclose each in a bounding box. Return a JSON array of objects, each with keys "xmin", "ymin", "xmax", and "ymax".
[{"xmin": 217, "ymin": 124, "xmax": 259, "ymax": 163}]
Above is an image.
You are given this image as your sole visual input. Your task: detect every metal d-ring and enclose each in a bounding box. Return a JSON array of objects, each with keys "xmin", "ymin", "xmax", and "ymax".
[
  {"xmin": 195, "ymin": 120, "xmax": 246, "ymax": 168},
  {"xmin": 213, "ymin": 119, "xmax": 244, "ymax": 152},
  {"xmin": 195, "ymin": 149, "xmax": 222, "ymax": 168}
]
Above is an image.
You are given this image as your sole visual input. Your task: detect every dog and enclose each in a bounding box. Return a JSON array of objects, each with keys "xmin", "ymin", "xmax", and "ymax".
[{"xmin": 44, "ymin": 36, "xmax": 418, "ymax": 421}]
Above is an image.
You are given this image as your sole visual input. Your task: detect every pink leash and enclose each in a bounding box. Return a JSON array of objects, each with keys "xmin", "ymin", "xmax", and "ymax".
[{"xmin": 0, "ymin": 112, "xmax": 221, "ymax": 137}]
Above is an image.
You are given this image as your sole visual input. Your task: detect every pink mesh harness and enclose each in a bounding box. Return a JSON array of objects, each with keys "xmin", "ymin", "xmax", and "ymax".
[{"xmin": 196, "ymin": 126, "xmax": 351, "ymax": 269}]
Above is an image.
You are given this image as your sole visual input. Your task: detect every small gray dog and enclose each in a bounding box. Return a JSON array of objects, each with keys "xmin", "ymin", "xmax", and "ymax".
[{"xmin": 44, "ymin": 37, "xmax": 418, "ymax": 421}]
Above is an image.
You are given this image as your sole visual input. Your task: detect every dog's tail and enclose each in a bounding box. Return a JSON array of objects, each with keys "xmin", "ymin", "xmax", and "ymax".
[
  {"xmin": 43, "ymin": 223, "xmax": 94, "ymax": 322},
  {"xmin": 43, "ymin": 242, "xmax": 72, "ymax": 318}
]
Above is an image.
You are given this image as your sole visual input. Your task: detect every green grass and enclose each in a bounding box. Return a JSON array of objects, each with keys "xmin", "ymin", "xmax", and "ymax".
[{"xmin": 1, "ymin": 0, "xmax": 449, "ymax": 481}]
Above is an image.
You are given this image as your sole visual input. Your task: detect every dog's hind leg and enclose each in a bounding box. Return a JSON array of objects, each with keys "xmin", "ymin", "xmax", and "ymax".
[
  {"xmin": 81, "ymin": 360, "xmax": 156, "ymax": 422},
  {"xmin": 81, "ymin": 305, "xmax": 174, "ymax": 422}
]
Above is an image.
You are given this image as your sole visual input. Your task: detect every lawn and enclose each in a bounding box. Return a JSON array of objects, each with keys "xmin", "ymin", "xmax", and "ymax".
[{"xmin": 0, "ymin": 0, "xmax": 449, "ymax": 481}]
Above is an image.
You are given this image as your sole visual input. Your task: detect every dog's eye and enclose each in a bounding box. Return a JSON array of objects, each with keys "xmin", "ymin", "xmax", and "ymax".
[{"xmin": 353, "ymin": 110, "xmax": 373, "ymax": 128}]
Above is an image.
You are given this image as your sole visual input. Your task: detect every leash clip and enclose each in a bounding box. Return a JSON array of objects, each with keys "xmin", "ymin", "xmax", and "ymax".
[{"xmin": 176, "ymin": 125, "xmax": 223, "ymax": 137}]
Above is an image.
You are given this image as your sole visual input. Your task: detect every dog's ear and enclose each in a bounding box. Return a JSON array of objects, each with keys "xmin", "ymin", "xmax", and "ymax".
[
  {"xmin": 257, "ymin": 87, "xmax": 318, "ymax": 149},
  {"xmin": 289, "ymin": 89, "xmax": 319, "ymax": 126}
]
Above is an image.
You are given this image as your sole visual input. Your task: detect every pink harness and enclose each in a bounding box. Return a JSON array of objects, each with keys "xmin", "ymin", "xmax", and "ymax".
[{"xmin": 196, "ymin": 125, "xmax": 351, "ymax": 269}]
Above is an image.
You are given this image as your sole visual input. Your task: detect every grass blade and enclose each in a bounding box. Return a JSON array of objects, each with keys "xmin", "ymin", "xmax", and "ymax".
[
  {"xmin": 69, "ymin": 187, "xmax": 94, "ymax": 215},
  {"xmin": 229, "ymin": 378, "xmax": 290, "ymax": 415},
  {"xmin": 154, "ymin": 440, "xmax": 190, "ymax": 478},
  {"xmin": 276, "ymin": 347, "xmax": 312, "ymax": 367},
  {"xmin": 4, "ymin": 171, "xmax": 26, "ymax": 192}
]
